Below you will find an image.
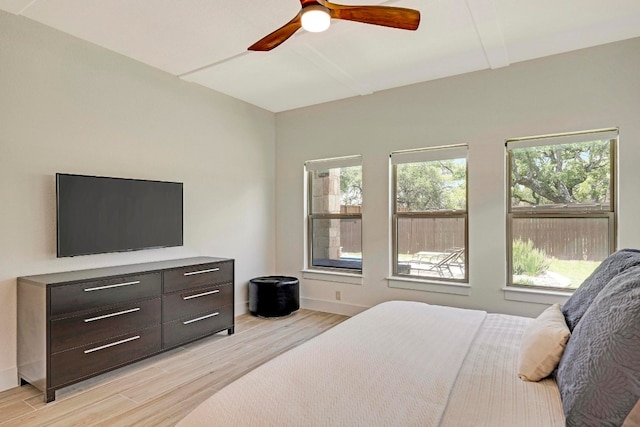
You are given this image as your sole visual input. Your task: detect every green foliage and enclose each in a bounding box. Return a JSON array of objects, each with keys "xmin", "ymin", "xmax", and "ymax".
[
  {"xmin": 336, "ymin": 158, "xmax": 466, "ymax": 209},
  {"xmin": 511, "ymin": 140, "xmax": 610, "ymax": 207},
  {"xmin": 512, "ymin": 239, "xmax": 550, "ymax": 276},
  {"xmin": 396, "ymin": 159, "xmax": 466, "ymax": 211},
  {"xmin": 339, "ymin": 166, "xmax": 362, "ymax": 206},
  {"xmin": 516, "ymin": 277, "xmax": 535, "ymax": 286},
  {"xmin": 548, "ymin": 258, "xmax": 600, "ymax": 289}
]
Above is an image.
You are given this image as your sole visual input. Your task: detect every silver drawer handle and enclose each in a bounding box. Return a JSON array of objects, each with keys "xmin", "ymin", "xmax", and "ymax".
[
  {"xmin": 183, "ymin": 312, "xmax": 219, "ymax": 325},
  {"xmin": 84, "ymin": 335, "xmax": 140, "ymax": 354},
  {"xmin": 84, "ymin": 280, "xmax": 141, "ymax": 292},
  {"xmin": 84, "ymin": 307, "xmax": 141, "ymax": 323},
  {"xmin": 183, "ymin": 289, "xmax": 220, "ymax": 300},
  {"xmin": 183, "ymin": 268, "xmax": 219, "ymax": 276}
]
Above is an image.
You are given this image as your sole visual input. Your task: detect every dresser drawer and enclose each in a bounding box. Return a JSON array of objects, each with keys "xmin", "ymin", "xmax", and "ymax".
[
  {"xmin": 163, "ymin": 304, "xmax": 233, "ymax": 349},
  {"xmin": 163, "ymin": 261, "xmax": 233, "ymax": 293},
  {"xmin": 50, "ymin": 273, "xmax": 161, "ymax": 316},
  {"xmin": 162, "ymin": 283, "xmax": 232, "ymax": 323},
  {"xmin": 50, "ymin": 298, "xmax": 161, "ymax": 353},
  {"xmin": 50, "ymin": 325, "xmax": 161, "ymax": 388}
]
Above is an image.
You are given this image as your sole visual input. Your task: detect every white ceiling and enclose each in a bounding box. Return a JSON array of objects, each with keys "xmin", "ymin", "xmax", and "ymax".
[{"xmin": 2, "ymin": 0, "xmax": 639, "ymax": 112}]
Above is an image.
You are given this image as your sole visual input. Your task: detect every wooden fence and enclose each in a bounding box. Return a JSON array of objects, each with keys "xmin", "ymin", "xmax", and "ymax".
[
  {"xmin": 339, "ymin": 217, "xmax": 465, "ymax": 255},
  {"xmin": 512, "ymin": 218, "xmax": 609, "ymax": 261},
  {"xmin": 338, "ymin": 218, "xmax": 362, "ymax": 254},
  {"xmin": 339, "ymin": 213, "xmax": 609, "ymax": 260},
  {"xmin": 395, "ymin": 218, "xmax": 465, "ymax": 254}
]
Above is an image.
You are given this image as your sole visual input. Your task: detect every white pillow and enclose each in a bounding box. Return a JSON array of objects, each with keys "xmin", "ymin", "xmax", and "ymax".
[{"xmin": 517, "ymin": 304, "xmax": 571, "ymax": 382}]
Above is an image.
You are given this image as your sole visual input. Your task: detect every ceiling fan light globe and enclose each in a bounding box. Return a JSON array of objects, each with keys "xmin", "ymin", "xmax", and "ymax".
[{"xmin": 301, "ymin": 8, "xmax": 331, "ymax": 33}]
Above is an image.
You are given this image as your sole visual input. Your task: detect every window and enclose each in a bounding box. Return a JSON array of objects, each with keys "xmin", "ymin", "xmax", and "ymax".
[
  {"xmin": 506, "ymin": 129, "xmax": 617, "ymax": 290},
  {"xmin": 391, "ymin": 145, "xmax": 468, "ymax": 282},
  {"xmin": 306, "ymin": 155, "xmax": 362, "ymax": 273}
]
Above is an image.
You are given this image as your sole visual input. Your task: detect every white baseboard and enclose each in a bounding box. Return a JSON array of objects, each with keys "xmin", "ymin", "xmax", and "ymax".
[
  {"xmin": 0, "ymin": 366, "xmax": 17, "ymax": 393},
  {"xmin": 300, "ymin": 297, "xmax": 369, "ymax": 317}
]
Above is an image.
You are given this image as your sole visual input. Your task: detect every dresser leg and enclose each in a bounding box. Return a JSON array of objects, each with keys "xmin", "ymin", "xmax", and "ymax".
[
  {"xmin": 45, "ymin": 390, "xmax": 56, "ymax": 403},
  {"xmin": 228, "ymin": 327, "xmax": 234, "ymax": 335}
]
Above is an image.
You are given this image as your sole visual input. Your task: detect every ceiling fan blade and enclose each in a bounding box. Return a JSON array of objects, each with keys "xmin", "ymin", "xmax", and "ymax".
[
  {"xmin": 326, "ymin": 2, "xmax": 420, "ymax": 30},
  {"xmin": 249, "ymin": 12, "xmax": 303, "ymax": 51}
]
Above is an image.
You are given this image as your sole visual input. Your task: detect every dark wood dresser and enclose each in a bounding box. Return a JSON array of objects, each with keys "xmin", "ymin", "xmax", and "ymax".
[{"xmin": 17, "ymin": 257, "xmax": 234, "ymax": 402}]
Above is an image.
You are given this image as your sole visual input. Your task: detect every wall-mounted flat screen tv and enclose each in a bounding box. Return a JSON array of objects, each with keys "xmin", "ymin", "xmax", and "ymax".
[{"xmin": 56, "ymin": 173, "xmax": 183, "ymax": 257}]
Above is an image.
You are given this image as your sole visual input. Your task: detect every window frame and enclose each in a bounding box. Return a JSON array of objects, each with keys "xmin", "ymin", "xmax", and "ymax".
[
  {"xmin": 305, "ymin": 156, "xmax": 363, "ymax": 274},
  {"xmin": 391, "ymin": 145, "xmax": 469, "ymax": 283},
  {"xmin": 505, "ymin": 128, "xmax": 617, "ymax": 291}
]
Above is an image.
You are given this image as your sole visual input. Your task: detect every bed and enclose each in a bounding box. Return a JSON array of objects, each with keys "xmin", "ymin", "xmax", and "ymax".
[{"xmin": 178, "ymin": 249, "xmax": 640, "ymax": 427}]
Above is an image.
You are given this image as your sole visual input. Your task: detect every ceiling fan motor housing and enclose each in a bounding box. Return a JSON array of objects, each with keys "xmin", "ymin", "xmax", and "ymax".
[{"xmin": 301, "ymin": 5, "xmax": 331, "ymax": 32}]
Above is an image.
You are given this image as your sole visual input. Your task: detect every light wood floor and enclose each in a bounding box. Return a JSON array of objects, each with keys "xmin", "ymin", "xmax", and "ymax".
[{"xmin": 0, "ymin": 309, "xmax": 348, "ymax": 426}]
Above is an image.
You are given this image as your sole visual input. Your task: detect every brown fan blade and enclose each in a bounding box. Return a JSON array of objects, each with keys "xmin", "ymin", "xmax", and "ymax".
[
  {"xmin": 326, "ymin": 2, "xmax": 420, "ymax": 30},
  {"xmin": 249, "ymin": 12, "xmax": 303, "ymax": 51}
]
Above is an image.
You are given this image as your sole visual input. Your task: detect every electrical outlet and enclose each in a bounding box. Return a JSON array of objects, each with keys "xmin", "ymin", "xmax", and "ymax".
[{"xmin": 335, "ymin": 291, "xmax": 341, "ymax": 301}]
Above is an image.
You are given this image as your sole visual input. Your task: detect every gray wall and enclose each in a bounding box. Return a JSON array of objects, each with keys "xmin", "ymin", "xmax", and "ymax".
[
  {"xmin": 275, "ymin": 38, "xmax": 640, "ymax": 317},
  {"xmin": 0, "ymin": 12, "xmax": 276, "ymax": 391}
]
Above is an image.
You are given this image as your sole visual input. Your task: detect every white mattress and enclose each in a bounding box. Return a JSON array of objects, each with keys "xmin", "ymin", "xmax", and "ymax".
[{"xmin": 177, "ymin": 301, "xmax": 565, "ymax": 426}]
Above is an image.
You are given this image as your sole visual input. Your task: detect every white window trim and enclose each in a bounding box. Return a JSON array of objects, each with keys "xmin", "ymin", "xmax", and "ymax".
[
  {"xmin": 390, "ymin": 144, "xmax": 469, "ymax": 283},
  {"xmin": 302, "ymin": 269, "xmax": 363, "ymax": 285},
  {"xmin": 387, "ymin": 276, "xmax": 470, "ymax": 296},
  {"xmin": 505, "ymin": 128, "xmax": 617, "ymax": 148},
  {"xmin": 305, "ymin": 155, "xmax": 363, "ymax": 275},
  {"xmin": 505, "ymin": 128, "xmax": 617, "ymax": 291},
  {"xmin": 502, "ymin": 287, "xmax": 572, "ymax": 305},
  {"xmin": 305, "ymin": 155, "xmax": 362, "ymax": 171},
  {"xmin": 391, "ymin": 145, "xmax": 468, "ymax": 164}
]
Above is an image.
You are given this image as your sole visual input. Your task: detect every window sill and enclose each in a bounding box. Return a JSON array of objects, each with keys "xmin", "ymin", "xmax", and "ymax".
[
  {"xmin": 387, "ymin": 277, "xmax": 470, "ymax": 296},
  {"xmin": 301, "ymin": 269, "xmax": 363, "ymax": 285},
  {"xmin": 502, "ymin": 287, "xmax": 573, "ymax": 305}
]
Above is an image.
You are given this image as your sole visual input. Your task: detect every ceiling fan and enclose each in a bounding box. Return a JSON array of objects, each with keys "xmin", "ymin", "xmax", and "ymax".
[{"xmin": 248, "ymin": 0, "xmax": 421, "ymax": 51}]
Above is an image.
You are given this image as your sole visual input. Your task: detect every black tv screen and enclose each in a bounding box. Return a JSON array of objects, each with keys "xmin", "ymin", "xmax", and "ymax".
[{"xmin": 56, "ymin": 173, "xmax": 183, "ymax": 257}]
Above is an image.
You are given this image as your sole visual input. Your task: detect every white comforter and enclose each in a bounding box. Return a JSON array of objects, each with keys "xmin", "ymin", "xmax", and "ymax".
[
  {"xmin": 178, "ymin": 301, "xmax": 564, "ymax": 426},
  {"xmin": 440, "ymin": 313, "xmax": 564, "ymax": 426}
]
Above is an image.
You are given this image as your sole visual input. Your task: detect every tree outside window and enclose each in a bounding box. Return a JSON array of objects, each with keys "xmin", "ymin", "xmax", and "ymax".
[{"xmin": 507, "ymin": 130, "xmax": 617, "ymax": 290}]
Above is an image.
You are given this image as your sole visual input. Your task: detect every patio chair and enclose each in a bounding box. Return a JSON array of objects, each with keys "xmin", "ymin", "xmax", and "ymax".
[{"xmin": 410, "ymin": 247, "xmax": 465, "ymax": 277}]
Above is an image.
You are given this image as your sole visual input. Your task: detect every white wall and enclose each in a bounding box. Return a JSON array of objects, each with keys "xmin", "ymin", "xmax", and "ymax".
[
  {"xmin": 0, "ymin": 12, "xmax": 276, "ymax": 392},
  {"xmin": 275, "ymin": 38, "xmax": 640, "ymax": 318}
]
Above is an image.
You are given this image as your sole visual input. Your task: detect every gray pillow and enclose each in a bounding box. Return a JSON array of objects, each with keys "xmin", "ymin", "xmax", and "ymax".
[
  {"xmin": 562, "ymin": 248, "xmax": 640, "ymax": 331},
  {"xmin": 556, "ymin": 266, "xmax": 640, "ymax": 426}
]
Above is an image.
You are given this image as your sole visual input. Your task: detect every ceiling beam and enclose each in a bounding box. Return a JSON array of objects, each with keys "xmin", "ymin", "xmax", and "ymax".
[
  {"xmin": 17, "ymin": 0, "xmax": 40, "ymax": 15},
  {"xmin": 292, "ymin": 43, "xmax": 374, "ymax": 97},
  {"xmin": 465, "ymin": 0, "xmax": 510, "ymax": 69}
]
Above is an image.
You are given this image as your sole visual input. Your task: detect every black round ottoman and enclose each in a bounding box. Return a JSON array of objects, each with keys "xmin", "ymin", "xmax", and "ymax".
[{"xmin": 249, "ymin": 276, "xmax": 300, "ymax": 318}]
